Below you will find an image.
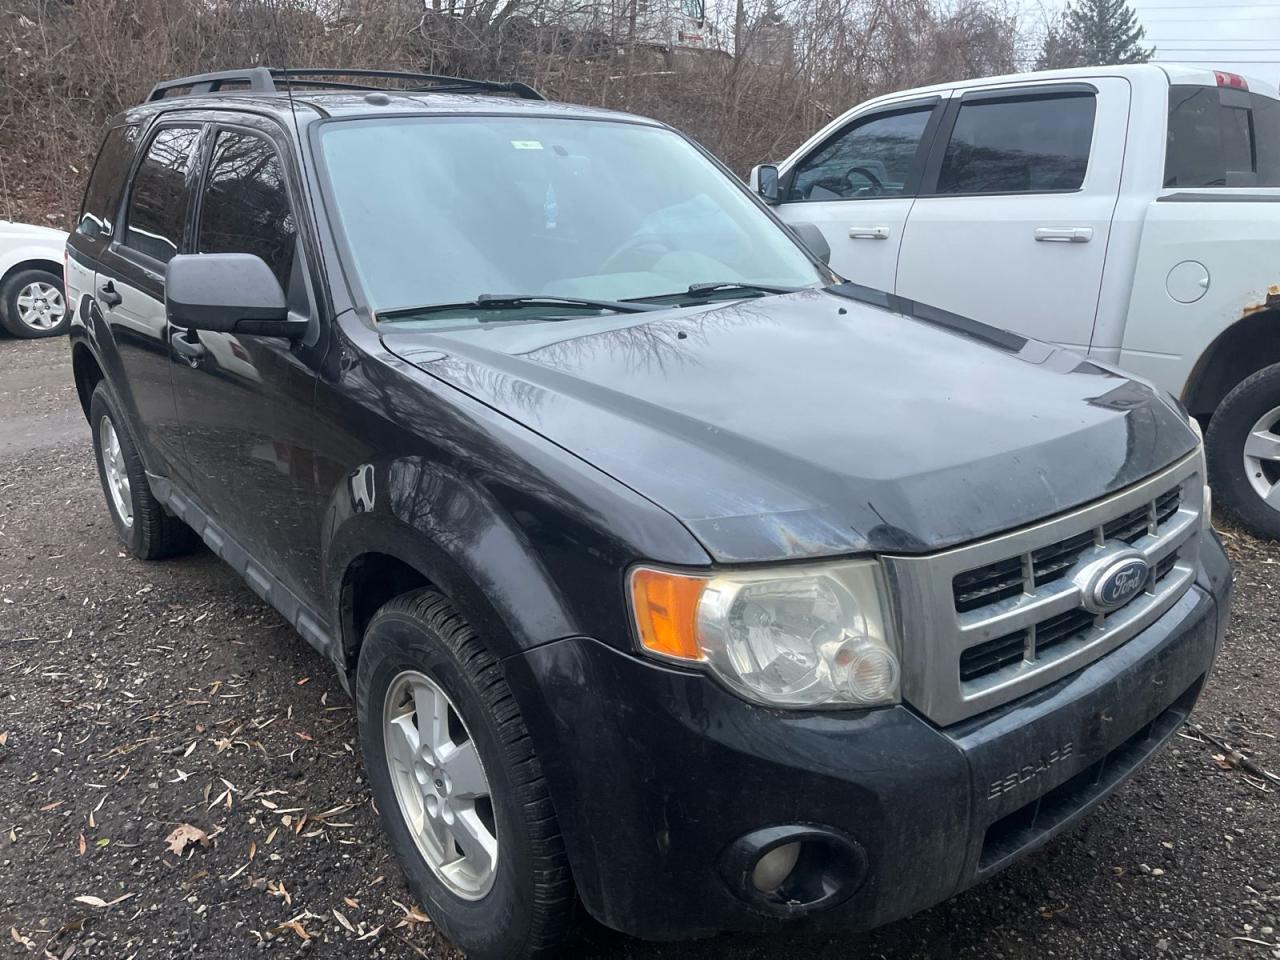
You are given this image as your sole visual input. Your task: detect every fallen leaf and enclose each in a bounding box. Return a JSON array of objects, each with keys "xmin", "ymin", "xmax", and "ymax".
[
  {"xmin": 10, "ymin": 927, "xmax": 35, "ymax": 949},
  {"xmin": 333, "ymin": 908, "xmax": 355, "ymax": 933},
  {"xmin": 343, "ymin": 896, "xmax": 359, "ymax": 909},
  {"xmin": 294, "ymin": 731, "xmax": 314, "ymax": 742},
  {"xmin": 165, "ymin": 823, "xmax": 210, "ymax": 856},
  {"xmin": 276, "ymin": 919, "xmax": 311, "ymax": 941},
  {"xmin": 0, "ymin": 733, "xmax": 8, "ymax": 747},
  {"xmin": 73, "ymin": 893, "xmax": 133, "ymax": 909},
  {"xmin": 77, "ymin": 834, "xmax": 86, "ymax": 856}
]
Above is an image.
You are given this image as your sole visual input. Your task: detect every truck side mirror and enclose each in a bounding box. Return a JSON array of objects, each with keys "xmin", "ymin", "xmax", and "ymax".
[
  {"xmin": 787, "ymin": 221, "xmax": 831, "ymax": 265},
  {"xmin": 753, "ymin": 164, "xmax": 781, "ymax": 204},
  {"xmin": 165, "ymin": 253, "xmax": 302, "ymax": 338}
]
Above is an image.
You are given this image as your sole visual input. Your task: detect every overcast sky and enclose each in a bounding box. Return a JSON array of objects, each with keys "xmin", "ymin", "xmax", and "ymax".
[{"xmin": 1019, "ymin": 0, "xmax": 1280, "ymax": 87}]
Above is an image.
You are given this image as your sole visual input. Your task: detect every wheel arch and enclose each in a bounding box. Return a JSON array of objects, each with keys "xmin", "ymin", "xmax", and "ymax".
[
  {"xmin": 71, "ymin": 343, "xmax": 105, "ymax": 420},
  {"xmin": 332, "ymin": 508, "xmax": 577, "ymax": 680},
  {"xmin": 0, "ymin": 256, "xmax": 64, "ymax": 290},
  {"xmin": 1182, "ymin": 309, "xmax": 1280, "ymax": 418}
]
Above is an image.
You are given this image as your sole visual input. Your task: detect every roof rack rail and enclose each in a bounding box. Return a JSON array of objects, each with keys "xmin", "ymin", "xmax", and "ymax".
[{"xmin": 145, "ymin": 67, "xmax": 545, "ymax": 103}]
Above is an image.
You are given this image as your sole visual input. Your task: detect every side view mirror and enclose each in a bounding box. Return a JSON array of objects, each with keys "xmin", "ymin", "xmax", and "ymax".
[
  {"xmin": 786, "ymin": 221, "xmax": 831, "ymax": 265},
  {"xmin": 166, "ymin": 253, "xmax": 302, "ymax": 337},
  {"xmin": 752, "ymin": 163, "xmax": 781, "ymax": 204}
]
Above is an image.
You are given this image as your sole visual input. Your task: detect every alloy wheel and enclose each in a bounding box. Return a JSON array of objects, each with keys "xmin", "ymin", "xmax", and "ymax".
[
  {"xmin": 1243, "ymin": 404, "xmax": 1280, "ymax": 511},
  {"xmin": 382, "ymin": 670, "xmax": 498, "ymax": 900},
  {"xmin": 99, "ymin": 416, "xmax": 133, "ymax": 528},
  {"xmin": 14, "ymin": 281, "xmax": 65, "ymax": 332}
]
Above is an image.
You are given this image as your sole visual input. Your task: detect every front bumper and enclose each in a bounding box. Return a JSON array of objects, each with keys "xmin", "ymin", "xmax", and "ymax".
[{"xmin": 504, "ymin": 534, "xmax": 1231, "ymax": 940}]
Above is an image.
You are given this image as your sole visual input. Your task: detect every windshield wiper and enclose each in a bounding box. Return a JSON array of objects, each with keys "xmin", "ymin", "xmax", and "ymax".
[
  {"xmin": 684, "ymin": 281, "xmax": 802, "ymax": 297},
  {"xmin": 385, "ymin": 294, "xmax": 663, "ymax": 321}
]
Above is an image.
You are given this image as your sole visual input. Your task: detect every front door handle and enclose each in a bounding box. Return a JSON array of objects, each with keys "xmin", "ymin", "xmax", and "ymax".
[
  {"xmin": 1034, "ymin": 226, "xmax": 1093, "ymax": 243},
  {"xmin": 97, "ymin": 280, "xmax": 122, "ymax": 308},
  {"xmin": 170, "ymin": 329, "xmax": 207, "ymax": 364},
  {"xmin": 848, "ymin": 226, "xmax": 890, "ymax": 240}
]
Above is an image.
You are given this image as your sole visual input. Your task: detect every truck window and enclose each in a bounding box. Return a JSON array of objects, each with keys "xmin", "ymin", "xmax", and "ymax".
[
  {"xmin": 788, "ymin": 107, "xmax": 933, "ymax": 201},
  {"xmin": 197, "ymin": 131, "xmax": 297, "ymax": 291},
  {"xmin": 1165, "ymin": 85, "xmax": 1280, "ymax": 188},
  {"xmin": 77, "ymin": 125, "xmax": 139, "ymax": 241},
  {"xmin": 123, "ymin": 126, "xmax": 202, "ymax": 264},
  {"xmin": 935, "ymin": 92, "xmax": 1096, "ymax": 195}
]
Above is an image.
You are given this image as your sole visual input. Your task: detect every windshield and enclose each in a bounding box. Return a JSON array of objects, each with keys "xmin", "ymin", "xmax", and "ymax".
[{"xmin": 318, "ymin": 115, "xmax": 826, "ymax": 314}]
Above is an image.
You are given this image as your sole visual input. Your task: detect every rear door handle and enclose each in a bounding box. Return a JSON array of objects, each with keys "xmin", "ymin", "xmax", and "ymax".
[
  {"xmin": 1034, "ymin": 227, "xmax": 1093, "ymax": 243},
  {"xmin": 848, "ymin": 226, "xmax": 890, "ymax": 240},
  {"xmin": 97, "ymin": 280, "xmax": 122, "ymax": 308},
  {"xmin": 170, "ymin": 329, "xmax": 207, "ymax": 364}
]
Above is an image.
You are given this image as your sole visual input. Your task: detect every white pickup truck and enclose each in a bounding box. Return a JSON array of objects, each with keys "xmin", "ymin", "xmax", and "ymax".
[{"xmin": 753, "ymin": 64, "xmax": 1280, "ymax": 539}]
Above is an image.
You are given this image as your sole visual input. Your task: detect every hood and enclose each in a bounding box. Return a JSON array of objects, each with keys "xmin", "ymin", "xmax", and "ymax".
[
  {"xmin": 382, "ymin": 287, "xmax": 1197, "ymax": 563},
  {"xmin": 0, "ymin": 220, "xmax": 69, "ymax": 244}
]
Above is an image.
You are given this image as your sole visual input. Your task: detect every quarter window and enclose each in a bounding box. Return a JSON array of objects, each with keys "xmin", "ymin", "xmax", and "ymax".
[
  {"xmin": 788, "ymin": 107, "xmax": 933, "ymax": 201},
  {"xmin": 935, "ymin": 93, "xmax": 1096, "ymax": 195},
  {"xmin": 123, "ymin": 126, "xmax": 201, "ymax": 263},
  {"xmin": 197, "ymin": 131, "xmax": 297, "ymax": 291},
  {"xmin": 77, "ymin": 125, "xmax": 139, "ymax": 240}
]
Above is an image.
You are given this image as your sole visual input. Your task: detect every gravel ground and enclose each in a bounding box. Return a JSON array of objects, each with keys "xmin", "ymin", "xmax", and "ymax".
[{"xmin": 1, "ymin": 335, "xmax": 1278, "ymax": 960}]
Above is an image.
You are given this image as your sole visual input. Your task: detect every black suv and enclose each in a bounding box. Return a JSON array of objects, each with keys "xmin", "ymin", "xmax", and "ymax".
[{"xmin": 67, "ymin": 68, "xmax": 1231, "ymax": 959}]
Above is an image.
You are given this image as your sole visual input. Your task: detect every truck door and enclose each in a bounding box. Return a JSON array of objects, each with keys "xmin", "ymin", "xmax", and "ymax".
[
  {"xmin": 773, "ymin": 97, "xmax": 946, "ymax": 292},
  {"xmin": 168, "ymin": 121, "xmax": 325, "ymax": 608},
  {"xmin": 94, "ymin": 122, "xmax": 205, "ymax": 474},
  {"xmin": 895, "ymin": 79, "xmax": 1130, "ymax": 349}
]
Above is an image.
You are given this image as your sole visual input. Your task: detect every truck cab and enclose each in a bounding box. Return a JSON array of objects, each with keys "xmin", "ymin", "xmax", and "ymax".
[{"xmin": 758, "ymin": 64, "xmax": 1280, "ymax": 539}]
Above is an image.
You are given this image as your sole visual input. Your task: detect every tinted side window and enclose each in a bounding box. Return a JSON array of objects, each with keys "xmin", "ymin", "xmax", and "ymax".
[
  {"xmin": 197, "ymin": 131, "xmax": 297, "ymax": 290},
  {"xmin": 77, "ymin": 125, "xmax": 139, "ymax": 240},
  {"xmin": 936, "ymin": 93, "xmax": 1096, "ymax": 195},
  {"xmin": 1165, "ymin": 85, "xmax": 1280, "ymax": 188},
  {"xmin": 124, "ymin": 126, "xmax": 201, "ymax": 263},
  {"xmin": 788, "ymin": 107, "xmax": 933, "ymax": 201}
]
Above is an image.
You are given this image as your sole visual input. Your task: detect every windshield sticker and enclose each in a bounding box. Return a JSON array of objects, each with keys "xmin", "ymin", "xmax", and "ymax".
[{"xmin": 511, "ymin": 140, "xmax": 544, "ymax": 150}]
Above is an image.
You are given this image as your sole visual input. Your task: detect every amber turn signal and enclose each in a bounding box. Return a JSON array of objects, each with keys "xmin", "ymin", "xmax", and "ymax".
[{"xmin": 629, "ymin": 567, "xmax": 708, "ymax": 661}]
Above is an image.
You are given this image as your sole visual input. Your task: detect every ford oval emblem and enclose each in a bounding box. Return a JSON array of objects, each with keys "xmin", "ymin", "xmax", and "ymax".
[{"xmin": 1090, "ymin": 557, "xmax": 1150, "ymax": 611}]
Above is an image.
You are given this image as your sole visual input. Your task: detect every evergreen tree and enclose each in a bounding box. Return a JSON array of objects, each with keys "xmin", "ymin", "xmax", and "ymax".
[{"xmin": 1039, "ymin": 0, "xmax": 1151, "ymax": 69}]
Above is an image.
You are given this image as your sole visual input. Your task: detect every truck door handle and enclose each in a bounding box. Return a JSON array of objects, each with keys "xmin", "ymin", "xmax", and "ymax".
[
  {"xmin": 1034, "ymin": 227, "xmax": 1093, "ymax": 243},
  {"xmin": 97, "ymin": 280, "xmax": 122, "ymax": 308},
  {"xmin": 170, "ymin": 329, "xmax": 207, "ymax": 363},
  {"xmin": 848, "ymin": 226, "xmax": 890, "ymax": 240}
]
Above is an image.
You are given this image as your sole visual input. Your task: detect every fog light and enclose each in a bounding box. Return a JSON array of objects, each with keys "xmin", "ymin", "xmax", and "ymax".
[{"xmin": 751, "ymin": 841, "xmax": 800, "ymax": 892}]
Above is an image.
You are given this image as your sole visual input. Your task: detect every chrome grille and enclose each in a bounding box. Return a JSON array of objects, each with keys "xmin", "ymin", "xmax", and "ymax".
[{"xmin": 885, "ymin": 453, "xmax": 1203, "ymax": 726}]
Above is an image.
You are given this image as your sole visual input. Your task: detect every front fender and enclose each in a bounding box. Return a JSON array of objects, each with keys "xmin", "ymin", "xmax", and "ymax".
[
  {"xmin": 0, "ymin": 241, "xmax": 65, "ymax": 280},
  {"xmin": 324, "ymin": 455, "xmax": 579, "ymax": 664}
]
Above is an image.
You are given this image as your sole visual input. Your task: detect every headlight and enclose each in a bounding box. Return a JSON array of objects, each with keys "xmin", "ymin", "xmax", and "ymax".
[
  {"xmin": 1187, "ymin": 415, "xmax": 1213, "ymax": 531},
  {"xmin": 629, "ymin": 560, "xmax": 899, "ymax": 709}
]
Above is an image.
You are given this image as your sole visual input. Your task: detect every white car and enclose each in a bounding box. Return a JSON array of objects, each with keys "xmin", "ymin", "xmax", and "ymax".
[
  {"xmin": 0, "ymin": 220, "xmax": 70, "ymax": 338},
  {"xmin": 753, "ymin": 64, "xmax": 1280, "ymax": 539}
]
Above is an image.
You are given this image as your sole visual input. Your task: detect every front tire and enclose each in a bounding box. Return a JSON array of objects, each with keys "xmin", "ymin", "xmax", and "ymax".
[
  {"xmin": 89, "ymin": 383, "xmax": 196, "ymax": 559},
  {"xmin": 356, "ymin": 589, "xmax": 574, "ymax": 960},
  {"xmin": 0, "ymin": 268, "xmax": 70, "ymax": 338},
  {"xmin": 1207, "ymin": 362, "xmax": 1280, "ymax": 539}
]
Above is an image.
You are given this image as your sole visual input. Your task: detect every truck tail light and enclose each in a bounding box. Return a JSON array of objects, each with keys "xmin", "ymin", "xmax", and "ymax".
[{"xmin": 1216, "ymin": 70, "xmax": 1248, "ymax": 91}]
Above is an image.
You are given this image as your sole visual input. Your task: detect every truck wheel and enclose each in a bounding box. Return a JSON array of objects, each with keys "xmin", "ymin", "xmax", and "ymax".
[
  {"xmin": 1206, "ymin": 362, "xmax": 1280, "ymax": 539},
  {"xmin": 0, "ymin": 268, "xmax": 70, "ymax": 338},
  {"xmin": 356, "ymin": 589, "xmax": 574, "ymax": 960},
  {"xmin": 89, "ymin": 383, "xmax": 197, "ymax": 559}
]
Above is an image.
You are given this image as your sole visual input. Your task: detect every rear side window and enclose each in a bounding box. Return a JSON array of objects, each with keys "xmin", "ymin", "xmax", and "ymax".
[
  {"xmin": 1165, "ymin": 85, "xmax": 1280, "ymax": 188},
  {"xmin": 123, "ymin": 126, "xmax": 202, "ymax": 263},
  {"xmin": 197, "ymin": 131, "xmax": 297, "ymax": 290},
  {"xmin": 788, "ymin": 107, "xmax": 933, "ymax": 201},
  {"xmin": 936, "ymin": 93, "xmax": 1096, "ymax": 195},
  {"xmin": 77, "ymin": 125, "xmax": 139, "ymax": 240}
]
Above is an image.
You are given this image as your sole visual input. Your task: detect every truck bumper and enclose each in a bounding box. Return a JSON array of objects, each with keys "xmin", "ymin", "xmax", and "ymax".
[{"xmin": 504, "ymin": 535, "xmax": 1231, "ymax": 940}]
